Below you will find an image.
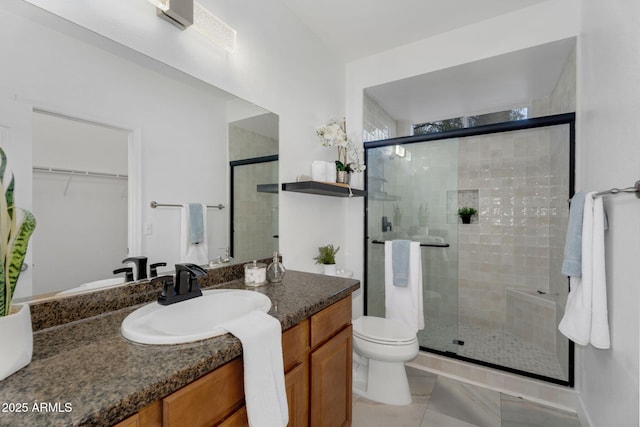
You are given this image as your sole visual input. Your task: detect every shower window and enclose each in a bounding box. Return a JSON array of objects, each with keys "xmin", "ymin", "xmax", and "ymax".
[
  {"xmin": 413, "ymin": 107, "xmax": 529, "ymax": 135},
  {"xmin": 364, "ymin": 113, "xmax": 574, "ymax": 385}
]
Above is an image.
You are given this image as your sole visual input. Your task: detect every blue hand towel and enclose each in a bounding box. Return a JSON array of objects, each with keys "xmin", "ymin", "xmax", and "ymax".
[
  {"xmin": 561, "ymin": 192, "xmax": 586, "ymax": 277},
  {"xmin": 392, "ymin": 240, "xmax": 411, "ymax": 287},
  {"xmin": 188, "ymin": 203, "xmax": 204, "ymax": 245}
]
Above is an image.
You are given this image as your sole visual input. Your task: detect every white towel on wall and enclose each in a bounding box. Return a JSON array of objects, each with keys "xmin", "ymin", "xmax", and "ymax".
[
  {"xmin": 180, "ymin": 203, "xmax": 209, "ymax": 265},
  {"xmin": 223, "ymin": 311, "xmax": 289, "ymax": 427},
  {"xmin": 385, "ymin": 241, "xmax": 425, "ymax": 332},
  {"xmin": 558, "ymin": 193, "xmax": 610, "ymax": 349}
]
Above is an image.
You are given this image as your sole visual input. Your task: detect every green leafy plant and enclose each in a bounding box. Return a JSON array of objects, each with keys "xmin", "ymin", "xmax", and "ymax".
[
  {"xmin": 0, "ymin": 147, "xmax": 36, "ymax": 317},
  {"xmin": 457, "ymin": 207, "xmax": 477, "ymax": 217},
  {"xmin": 313, "ymin": 244, "xmax": 340, "ymax": 265}
]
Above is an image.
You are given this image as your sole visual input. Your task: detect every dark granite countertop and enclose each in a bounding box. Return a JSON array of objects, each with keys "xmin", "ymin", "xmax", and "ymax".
[{"xmin": 0, "ymin": 270, "xmax": 359, "ymax": 427}]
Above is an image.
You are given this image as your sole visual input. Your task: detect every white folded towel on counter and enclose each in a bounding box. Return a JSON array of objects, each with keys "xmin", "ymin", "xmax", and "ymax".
[{"xmin": 222, "ymin": 310, "xmax": 289, "ymax": 427}]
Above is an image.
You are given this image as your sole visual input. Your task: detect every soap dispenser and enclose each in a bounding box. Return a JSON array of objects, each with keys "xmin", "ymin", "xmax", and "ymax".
[{"xmin": 267, "ymin": 251, "xmax": 286, "ymax": 283}]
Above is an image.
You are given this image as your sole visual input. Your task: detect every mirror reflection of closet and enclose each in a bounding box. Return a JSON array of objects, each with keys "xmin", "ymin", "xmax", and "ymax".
[{"xmin": 32, "ymin": 111, "xmax": 130, "ymax": 295}]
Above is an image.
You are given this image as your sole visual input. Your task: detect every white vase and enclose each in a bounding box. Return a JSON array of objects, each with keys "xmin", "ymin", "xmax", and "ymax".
[
  {"xmin": 0, "ymin": 304, "xmax": 33, "ymax": 381},
  {"xmin": 325, "ymin": 162, "xmax": 336, "ymax": 183},
  {"xmin": 323, "ymin": 264, "xmax": 337, "ymax": 276}
]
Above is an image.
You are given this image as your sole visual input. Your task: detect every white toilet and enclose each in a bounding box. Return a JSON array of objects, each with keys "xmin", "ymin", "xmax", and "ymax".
[{"xmin": 352, "ymin": 315, "xmax": 419, "ymax": 405}]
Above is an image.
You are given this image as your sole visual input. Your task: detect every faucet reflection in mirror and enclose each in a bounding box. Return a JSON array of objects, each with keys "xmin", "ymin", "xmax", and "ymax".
[{"xmin": 0, "ymin": 147, "xmax": 36, "ymax": 317}]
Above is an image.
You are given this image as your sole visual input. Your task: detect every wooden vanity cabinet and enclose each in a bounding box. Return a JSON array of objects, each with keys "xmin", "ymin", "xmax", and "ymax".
[
  {"xmin": 309, "ymin": 296, "xmax": 352, "ymax": 427},
  {"xmin": 120, "ymin": 295, "xmax": 352, "ymax": 427}
]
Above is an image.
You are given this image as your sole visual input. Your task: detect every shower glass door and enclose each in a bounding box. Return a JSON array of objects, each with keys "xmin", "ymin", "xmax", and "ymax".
[
  {"xmin": 364, "ymin": 115, "xmax": 574, "ymax": 385},
  {"xmin": 366, "ymin": 139, "xmax": 460, "ymax": 354}
]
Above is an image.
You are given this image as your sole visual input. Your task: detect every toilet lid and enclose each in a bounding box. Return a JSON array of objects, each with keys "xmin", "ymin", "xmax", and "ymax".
[{"xmin": 353, "ymin": 316, "xmax": 417, "ymax": 344}]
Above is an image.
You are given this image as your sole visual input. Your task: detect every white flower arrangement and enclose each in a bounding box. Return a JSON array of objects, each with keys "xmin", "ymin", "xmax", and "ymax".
[{"xmin": 316, "ymin": 119, "xmax": 366, "ymax": 173}]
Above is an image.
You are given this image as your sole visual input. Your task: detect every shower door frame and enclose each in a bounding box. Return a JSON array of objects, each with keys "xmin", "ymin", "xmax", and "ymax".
[
  {"xmin": 363, "ymin": 113, "xmax": 575, "ymax": 386},
  {"xmin": 229, "ymin": 154, "xmax": 279, "ymax": 258}
]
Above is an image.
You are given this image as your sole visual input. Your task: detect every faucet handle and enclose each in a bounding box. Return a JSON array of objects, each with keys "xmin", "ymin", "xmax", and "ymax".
[
  {"xmin": 153, "ymin": 275, "xmax": 176, "ymax": 304},
  {"xmin": 113, "ymin": 267, "xmax": 134, "ymax": 282},
  {"xmin": 149, "ymin": 262, "xmax": 167, "ymax": 278}
]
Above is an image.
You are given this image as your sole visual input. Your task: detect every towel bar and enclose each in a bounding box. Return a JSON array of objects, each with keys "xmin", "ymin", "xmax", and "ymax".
[
  {"xmin": 150, "ymin": 201, "xmax": 225, "ymax": 209},
  {"xmin": 371, "ymin": 239, "xmax": 449, "ymax": 248},
  {"xmin": 592, "ymin": 180, "xmax": 640, "ymax": 199}
]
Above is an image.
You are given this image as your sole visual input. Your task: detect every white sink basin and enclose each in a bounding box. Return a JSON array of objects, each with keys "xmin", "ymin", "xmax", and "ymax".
[{"xmin": 121, "ymin": 289, "xmax": 271, "ymax": 345}]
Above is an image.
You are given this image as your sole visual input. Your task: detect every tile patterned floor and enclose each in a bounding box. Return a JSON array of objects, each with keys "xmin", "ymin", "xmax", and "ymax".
[
  {"xmin": 418, "ymin": 321, "xmax": 567, "ymax": 381},
  {"xmin": 352, "ymin": 367, "xmax": 581, "ymax": 427}
]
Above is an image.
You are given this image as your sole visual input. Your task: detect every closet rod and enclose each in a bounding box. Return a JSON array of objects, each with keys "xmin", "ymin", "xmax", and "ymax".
[
  {"xmin": 592, "ymin": 180, "xmax": 640, "ymax": 199},
  {"xmin": 33, "ymin": 166, "xmax": 127, "ymax": 179},
  {"xmin": 371, "ymin": 239, "xmax": 449, "ymax": 248},
  {"xmin": 150, "ymin": 201, "xmax": 225, "ymax": 210}
]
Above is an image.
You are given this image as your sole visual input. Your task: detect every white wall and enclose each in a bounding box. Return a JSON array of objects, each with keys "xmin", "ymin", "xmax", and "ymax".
[
  {"xmin": 12, "ymin": 0, "xmax": 347, "ymax": 278},
  {"xmin": 576, "ymin": 0, "xmax": 640, "ymax": 425},
  {"xmin": 345, "ymin": 0, "xmax": 580, "ymax": 317}
]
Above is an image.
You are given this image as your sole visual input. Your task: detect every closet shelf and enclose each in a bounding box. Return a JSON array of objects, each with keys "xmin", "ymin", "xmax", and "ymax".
[{"xmin": 281, "ymin": 181, "xmax": 366, "ymax": 198}]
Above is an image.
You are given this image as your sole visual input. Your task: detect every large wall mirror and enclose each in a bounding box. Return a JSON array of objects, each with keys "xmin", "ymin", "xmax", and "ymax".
[{"xmin": 0, "ymin": 2, "xmax": 278, "ymax": 301}]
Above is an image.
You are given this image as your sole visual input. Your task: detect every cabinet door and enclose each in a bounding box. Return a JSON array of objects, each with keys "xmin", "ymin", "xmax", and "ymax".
[
  {"xmin": 310, "ymin": 325, "xmax": 352, "ymax": 427},
  {"xmin": 216, "ymin": 361, "xmax": 309, "ymax": 427},
  {"xmin": 286, "ymin": 362, "xmax": 309, "ymax": 427}
]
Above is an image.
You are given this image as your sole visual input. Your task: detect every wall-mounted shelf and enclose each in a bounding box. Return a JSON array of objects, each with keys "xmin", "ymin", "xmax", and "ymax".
[{"xmin": 281, "ymin": 181, "xmax": 366, "ymax": 198}]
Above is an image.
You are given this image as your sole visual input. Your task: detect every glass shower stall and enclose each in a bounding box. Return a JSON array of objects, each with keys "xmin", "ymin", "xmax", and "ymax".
[{"xmin": 364, "ymin": 114, "xmax": 574, "ymax": 385}]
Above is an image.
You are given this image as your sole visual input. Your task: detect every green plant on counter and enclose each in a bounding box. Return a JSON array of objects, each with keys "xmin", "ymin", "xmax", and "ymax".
[
  {"xmin": 0, "ymin": 147, "xmax": 36, "ymax": 317},
  {"xmin": 313, "ymin": 244, "xmax": 340, "ymax": 265}
]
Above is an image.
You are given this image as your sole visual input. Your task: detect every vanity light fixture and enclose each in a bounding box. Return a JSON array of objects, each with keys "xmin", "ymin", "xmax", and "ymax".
[
  {"xmin": 192, "ymin": 2, "xmax": 236, "ymax": 52},
  {"xmin": 147, "ymin": 0, "xmax": 236, "ymax": 52},
  {"xmin": 147, "ymin": 0, "xmax": 169, "ymax": 12},
  {"xmin": 150, "ymin": 0, "xmax": 193, "ymax": 29}
]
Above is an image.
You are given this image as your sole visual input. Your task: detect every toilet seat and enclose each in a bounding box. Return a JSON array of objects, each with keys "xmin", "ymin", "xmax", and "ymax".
[{"xmin": 353, "ymin": 316, "xmax": 417, "ymax": 345}]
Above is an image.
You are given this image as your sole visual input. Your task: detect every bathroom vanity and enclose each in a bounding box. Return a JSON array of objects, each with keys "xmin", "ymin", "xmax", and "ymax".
[{"xmin": 0, "ymin": 268, "xmax": 359, "ymax": 427}]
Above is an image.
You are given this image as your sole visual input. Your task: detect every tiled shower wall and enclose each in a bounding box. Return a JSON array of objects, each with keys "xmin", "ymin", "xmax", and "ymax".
[
  {"xmin": 363, "ymin": 93, "xmax": 397, "ymax": 142},
  {"xmin": 457, "ymin": 126, "xmax": 569, "ymax": 333}
]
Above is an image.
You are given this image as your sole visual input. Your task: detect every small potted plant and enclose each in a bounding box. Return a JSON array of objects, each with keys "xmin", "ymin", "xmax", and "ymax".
[
  {"xmin": 0, "ymin": 147, "xmax": 37, "ymax": 380},
  {"xmin": 457, "ymin": 207, "xmax": 477, "ymax": 224},
  {"xmin": 313, "ymin": 244, "xmax": 340, "ymax": 276}
]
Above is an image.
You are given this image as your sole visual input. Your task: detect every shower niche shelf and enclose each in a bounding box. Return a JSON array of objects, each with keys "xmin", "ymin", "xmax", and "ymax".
[
  {"xmin": 257, "ymin": 183, "xmax": 279, "ymax": 193},
  {"xmin": 281, "ymin": 181, "xmax": 366, "ymax": 198}
]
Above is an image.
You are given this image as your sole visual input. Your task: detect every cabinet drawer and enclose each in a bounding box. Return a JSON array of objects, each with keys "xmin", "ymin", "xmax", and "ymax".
[
  {"xmin": 282, "ymin": 319, "xmax": 309, "ymax": 372},
  {"xmin": 310, "ymin": 295, "xmax": 351, "ymax": 349},
  {"xmin": 163, "ymin": 358, "xmax": 244, "ymax": 427},
  {"xmin": 217, "ymin": 406, "xmax": 248, "ymax": 427}
]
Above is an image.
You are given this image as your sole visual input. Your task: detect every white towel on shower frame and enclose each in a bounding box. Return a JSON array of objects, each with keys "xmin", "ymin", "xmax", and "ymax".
[{"xmin": 385, "ymin": 241, "xmax": 425, "ymax": 332}]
